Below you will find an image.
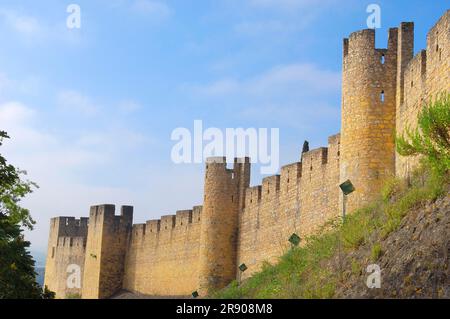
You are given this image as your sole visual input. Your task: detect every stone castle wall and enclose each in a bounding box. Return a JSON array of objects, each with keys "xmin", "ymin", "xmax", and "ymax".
[
  {"xmin": 44, "ymin": 11, "xmax": 449, "ymax": 299},
  {"xmin": 122, "ymin": 207, "xmax": 202, "ymax": 296},
  {"xmin": 237, "ymin": 134, "xmax": 340, "ymax": 279},
  {"xmin": 396, "ymin": 12, "xmax": 450, "ymax": 178}
]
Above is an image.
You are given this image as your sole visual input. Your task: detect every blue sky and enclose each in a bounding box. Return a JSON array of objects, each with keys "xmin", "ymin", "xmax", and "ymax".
[{"xmin": 0, "ymin": 0, "xmax": 447, "ymax": 253}]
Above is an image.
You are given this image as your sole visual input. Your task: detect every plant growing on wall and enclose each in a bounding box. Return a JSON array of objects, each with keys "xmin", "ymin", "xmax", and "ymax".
[{"xmin": 396, "ymin": 92, "xmax": 450, "ymax": 176}]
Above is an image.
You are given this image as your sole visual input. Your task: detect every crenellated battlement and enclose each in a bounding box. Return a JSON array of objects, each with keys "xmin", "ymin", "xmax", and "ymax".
[
  {"xmin": 344, "ymin": 27, "xmax": 398, "ymax": 61},
  {"xmin": 50, "ymin": 216, "xmax": 89, "ymax": 237},
  {"xmin": 56, "ymin": 236, "xmax": 86, "ymax": 248},
  {"xmin": 128, "ymin": 206, "xmax": 204, "ymax": 247},
  {"xmin": 45, "ymin": 11, "xmax": 449, "ymax": 299},
  {"xmin": 245, "ymin": 186, "xmax": 262, "ymax": 207}
]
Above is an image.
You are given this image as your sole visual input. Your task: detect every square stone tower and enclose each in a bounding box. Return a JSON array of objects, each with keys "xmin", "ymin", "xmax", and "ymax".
[{"xmin": 81, "ymin": 205, "xmax": 133, "ymax": 299}]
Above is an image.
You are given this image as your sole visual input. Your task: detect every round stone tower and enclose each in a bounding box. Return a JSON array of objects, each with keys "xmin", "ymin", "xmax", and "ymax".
[
  {"xmin": 198, "ymin": 157, "xmax": 250, "ymax": 295},
  {"xmin": 340, "ymin": 27, "xmax": 398, "ymax": 213}
]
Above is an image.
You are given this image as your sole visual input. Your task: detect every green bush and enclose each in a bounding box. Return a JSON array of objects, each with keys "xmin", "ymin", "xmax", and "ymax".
[{"xmin": 396, "ymin": 92, "xmax": 450, "ymax": 176}]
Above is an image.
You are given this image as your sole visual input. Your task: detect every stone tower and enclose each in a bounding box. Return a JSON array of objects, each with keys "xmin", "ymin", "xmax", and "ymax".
[
  {"xmin": 340, "ymin": 27, "xmax": 398, "ymax": 213},
  {"xmin": 44, "ymin": 216, "xmax": 88, "ymax": 298},
  {"xmin": 81, "ymin": 205, "xmax": 133, "ymax": 299},
  {"xmin": 198, "ymin": 157, "xmax": 250, "ymax": 295}
]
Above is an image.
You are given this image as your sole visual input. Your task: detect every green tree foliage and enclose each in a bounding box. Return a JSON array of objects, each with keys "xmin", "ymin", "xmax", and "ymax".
[
  {"xmin": 0, "ymin": 131, "xmax": 54, "ymax": 298},
  {"xmin": 396, "ymin": 93, "xmax": 450, "ymax": 175}
]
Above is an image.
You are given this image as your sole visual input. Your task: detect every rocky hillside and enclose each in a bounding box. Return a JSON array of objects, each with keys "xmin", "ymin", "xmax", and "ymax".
[{"xmin": 334, "ymin": 192, "xmax": 449, "ymax": 298}]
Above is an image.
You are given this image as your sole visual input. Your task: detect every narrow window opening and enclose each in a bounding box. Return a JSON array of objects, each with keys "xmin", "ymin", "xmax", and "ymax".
[
  {"xmin": 380, "ymin": 54, "xmax": 385, "ymax": 64},
  {"xmin": 65, "ymin": 218, "xmax": 69, "ymax": 226},
  {"xmin": 380, "ymin": 91, "xmax": 385, "ymax": 102},
  {"xmin": 231, "ymin": 195, "xmax": 234, "ymax": 202},
  {"xmin": 411, "ymin": 81, "xmax": 414, "ymax": 88},
  {"xmin": 52, "ymin": 247, "xmax": 55, "ymax": 258}
]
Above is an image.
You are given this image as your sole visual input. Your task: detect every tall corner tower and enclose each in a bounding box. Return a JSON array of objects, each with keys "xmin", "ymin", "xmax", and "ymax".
[
  {"xmin": 82, "ymin": 205, "xmax": 133, "ymax": 299},
  {"xmin": 198, "ymin": 157, "xmax": 250, "ymax": 295},
  {"xmin": 340, "ymin": 27, "xmax": 398, "ymax": 213}
]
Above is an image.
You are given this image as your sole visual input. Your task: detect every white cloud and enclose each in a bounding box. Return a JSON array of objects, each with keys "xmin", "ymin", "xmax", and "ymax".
[
  {"xmin": 230, "ymin": 0, "xmax": 339, "ymax": 36},
  {"xmin": 0, "ymin": 101, "xmax": 56, "ymax": 150},
  {"xmin": 186, "ymin": 63, "xmax": 340, "ymax": 97},
  {"xmin": 235, "ymin": 20, "xmax": 296, "ymax": 36},
  {"xmin": 0, "ymin": 72, "xmax": 13, "ymax": 91},
  {"xmin": 0, "ymin": 101, "xmax": 34, "ymax": 122},
  {"xmin": 0, "ymin": 72, "xmax": 45, "ymax": 99},
  {"xmin": 131, "ymin": 0, "xmax": 172, "ymax": 20},
  {"xmin": 0, "ymin": 9, "xmax": 42, "ymax": 36},
  {"xmin": 56, "ymin": 90, "xmax": 100, "ymax": 117},
  {"xmin": 0, "ymin": 7, "xmax": 85, "ymax": 47},
  {"xmin": 117, "ymin": 99, "xmax": 142, "ymax": 113},
  {"xmin": 248, "ymin": 0, "xmax": 335, "ymax": 11},
  {"xmin": 239, "ymin": 102, "xmax": 339, "ymax": 129}
]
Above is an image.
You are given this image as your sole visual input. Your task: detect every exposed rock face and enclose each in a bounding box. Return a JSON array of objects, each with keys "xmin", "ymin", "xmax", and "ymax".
[{"xmin": 335, "ymin": 193, "xmax": 449, "ymax": 298}]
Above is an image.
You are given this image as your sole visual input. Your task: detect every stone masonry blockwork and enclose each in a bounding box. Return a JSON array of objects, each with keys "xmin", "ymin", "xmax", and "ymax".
[{"xmin": 44, "ymin": 11, "xmax": 450, "ymax": 299}]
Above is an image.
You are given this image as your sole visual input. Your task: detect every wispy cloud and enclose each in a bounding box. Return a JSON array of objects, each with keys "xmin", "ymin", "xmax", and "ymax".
[
  {"xmin": 0, "ymin": 9, "xmax": 42, "ymax": 36},
  {"xmin": 56, "ymin": 90, "xmax": 100, "ymax": 117},
  {"xmin": 132, "ymin": 0, "xmax": 171, "ymax": 15},
  {"xmin": 0, "ymin": 72, "xmax": 45, "ymax": 99},
  {"xmin": 248, "ymin": 0, "xmax": 336, "ymax": 11},
  {"xmin": 186, "ymin": 63, "xmax": 340, "ymax": 97},
  {"xmin": 229, "ymin": 0, "xmax": 339, "ymax": 36},
  {"xmin": 117, "ymin": 99, "xmax": 142, "ymax": 113},
  {"xmin": 234, "ymin": 20, "xmax": 300, "ymax": 36},
  {"xmin": 239, "ymin": 102, "xmax": 339, "ymax": 129},
  {"xmin": 0, "ymin": 7, "xmax": 84, "ymax": 46}
]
